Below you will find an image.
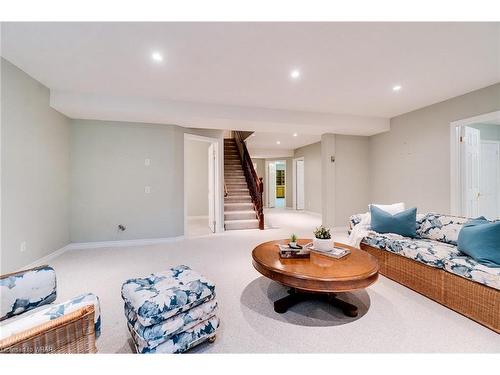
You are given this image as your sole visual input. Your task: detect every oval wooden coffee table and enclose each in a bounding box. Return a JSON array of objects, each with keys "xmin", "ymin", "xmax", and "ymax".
[{"xmin": 252, "ymin": 239, "xmax": 379, "ymax": 316}]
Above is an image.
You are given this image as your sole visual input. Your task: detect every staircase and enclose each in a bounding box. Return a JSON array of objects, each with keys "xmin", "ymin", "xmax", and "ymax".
[{"xmin": 224, "ymin": 139, "xmax": 260, "ymax": 230}]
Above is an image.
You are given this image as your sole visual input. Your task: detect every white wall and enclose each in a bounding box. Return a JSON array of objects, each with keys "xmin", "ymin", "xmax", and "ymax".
[
  {"xmin": 294, "ymin": 142, "xmax": 322, "ymax": 214},
  {"xmin": 70, "ymin": 120, "xmax": 184, "ymax": 242},
  {"xmin": 334, "ymin": 135, "xmax": 370, "ymax": 225},
  {"xmin": 369, "ymin": 83, "xmax": 500, "ymax": 214},
  {"xmin": 1, "ymin": 58, "xmax": 71, "ymax": 273},
  {"xmin": 185, "ymin": 139, "xmax": 209, "ymax": 216}
]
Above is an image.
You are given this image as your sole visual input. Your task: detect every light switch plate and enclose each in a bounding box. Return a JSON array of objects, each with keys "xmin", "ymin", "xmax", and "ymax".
[
  {"xmin": 145, "ymin": 186, "xmax": 151, "ymax": 194},
  {"xmin": 144, "ymin": 158, "xmax": 151, "ymax": 166}
]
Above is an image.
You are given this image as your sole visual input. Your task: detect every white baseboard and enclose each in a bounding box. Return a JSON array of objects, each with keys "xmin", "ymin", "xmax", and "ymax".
[
  {"xmin": 21, "ymin": 244, "xmax": 72, "ymax": 271},
  {"xmin": 20, "ymin": 236, "xmax": 185, "ymax": 270},
  {"xmin": 68, "ymin": 236, "xmax": 185, "ymax": 250}
]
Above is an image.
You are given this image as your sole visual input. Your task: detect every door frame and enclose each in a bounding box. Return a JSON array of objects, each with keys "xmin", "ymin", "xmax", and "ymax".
[
  {"xmin": 479, "ymin": 140, "xmax": 500, "ymax": 218},
  {"xmin": 293, "ymin": 157, "xmax": 305, "ymax": 210},
  {"xmin": 450, "ymin": 110, "xmax": 500, "ymax": 216},
  {"xmin": 183, "ymin": 133, "xmax": 222, "ymax": 236}
]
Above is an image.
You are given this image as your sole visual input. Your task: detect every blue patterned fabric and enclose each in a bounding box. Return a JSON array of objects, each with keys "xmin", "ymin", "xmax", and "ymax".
[
  {"xmin": 417, "ymin": 213, "xmax": 468, "ymax": 245},
  {"xmin": 0, "ymin": 266, "xmax": 57, "ymax": 321},
  {"xmin": 121, "ymin": 265, "xmax": 216, "ymax": 327},
  {"xmin": 128, "ymin": 316, "xmax": 219, "ymax": 354},
  {"xmin": 125, "ymin": 297, "xmax": 217, "ymax": 343},
  {"xmin": 126, "ymin": 299, "xmax": 218, "ymax": 353},
  {"xmin": 444, "ymin": 256, "xmax": 500, "ymax": 290},
  {"xmin": 122, "ymin": 265, "xmax": 218, "ymax": 353},
  {"xmin": 0, "ymin": 293, "xmax": 101, "ymax": 340},
  {"xmin": 363, "ymin": 233, "xmax": 461, "ymax": 268},
  {"xmin": 349, "ymin": 214, "xmax": 363, "ymax": 229}
]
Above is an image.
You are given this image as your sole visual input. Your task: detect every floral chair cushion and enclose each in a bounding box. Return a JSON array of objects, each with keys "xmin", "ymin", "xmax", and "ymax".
[
  {"xmin": 125, "ymin": 297, "xmax": 217, "ymax": 344},
  {"xmin": 121, "ymin": 265, "xmax": 216, "ymax": 327},
  {"xmin": 443, "ymin": 256, "xmax": 500, "ymax": 291},
  {"xmin": 0, "ymin": 293, "xmax": 101, "ymax": 340},
  {"xmin": 0, "ymin": 266, "xmax": 57, "ymax": 321},
  {"xmin": 416, "ymin": 213, "xmax": 469, "ymax": 245},
  {"xmin": 363, "ymin": 233, "xmax": 461, "ymax": 268},
  {"xmin": 128, "ymin": 316, "xmax": 219, "ymax": 354}
]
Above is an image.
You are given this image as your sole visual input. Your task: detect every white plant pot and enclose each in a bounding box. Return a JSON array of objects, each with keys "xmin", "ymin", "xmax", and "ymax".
[
  {"xmin": 289, "ymin": 242, "xmax": 297, "ymax": 247},
  {"xmin": 313, "ymin": 238, "xmax": 335, "ymax": 251}
]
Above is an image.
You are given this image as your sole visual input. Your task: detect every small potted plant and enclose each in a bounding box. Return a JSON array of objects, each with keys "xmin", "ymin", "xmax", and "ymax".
[
  {"xmin": 313, "ymin": 226, "xmax": 334, "ymax": 251},
  {"xmin": 289, "ymin": 233, "xmax": 298, "ymax": 248}
]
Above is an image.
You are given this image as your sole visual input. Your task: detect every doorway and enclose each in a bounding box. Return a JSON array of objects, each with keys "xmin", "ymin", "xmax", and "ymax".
[
  {"xmin": 293, "ymin": 157, "xmax": 305, "ymax": 210},
  {"xmin": 450, "ymin": 111, "xmax": 500, "ymax": 219},
  {"xmin": 267, "ymin": 160, "xmax": 286, "ymax": 208},
  {"xmin": 184, "ymin": 134, "xmax": 221, "ymax": 236}
]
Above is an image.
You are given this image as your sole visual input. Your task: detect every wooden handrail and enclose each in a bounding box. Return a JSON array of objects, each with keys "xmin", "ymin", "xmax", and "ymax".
[{"xmin": 233, "ymin": 131, "xmax": 264, "ymax": 230}]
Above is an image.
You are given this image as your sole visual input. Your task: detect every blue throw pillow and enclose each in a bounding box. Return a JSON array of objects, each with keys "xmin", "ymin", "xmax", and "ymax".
[
  {"xmin": 457, "ymin": 217, "xmax": 500, "ymax": 267},
  {"xmin": 370, "ymin": 206, "xmax": 417, "ymax": 238}
]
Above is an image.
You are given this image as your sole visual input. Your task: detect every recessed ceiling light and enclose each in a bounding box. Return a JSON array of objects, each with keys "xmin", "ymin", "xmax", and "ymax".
[
  {"xmin": 392, "ymin": 85, "xmax": 402, "ymax": 92},
  {"xmin": 276, "ymin": 141, "xmax": 281, "ymax": 145},
  {"xmin": 151, "ymin": 52, "xmax": 163, "ymax": 62},
  {"xmin": 251, "ymin": 133, "xmax": 256, "ymax": 137},
  {"xmin": 290, "ymin": 69, "xmax": 300, "ymax": 79},
  {"xmin": 293, "ymin": 133, "xmax": 298, "ymax": 137}
]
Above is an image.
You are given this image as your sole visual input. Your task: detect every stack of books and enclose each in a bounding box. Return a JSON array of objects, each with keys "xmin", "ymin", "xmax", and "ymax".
[
  {"xmin": 277, "ymin": 244, "xmax": 310, "ymax": 259},
  {"xmin": 306, "ymin": 244, "xmax": 350, "ymax": 259}
]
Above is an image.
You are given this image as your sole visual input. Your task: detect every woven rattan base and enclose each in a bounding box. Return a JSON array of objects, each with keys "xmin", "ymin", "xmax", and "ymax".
[{"xmin": 360, "ymin": 244, "xmax": 499, "ymax": 333}]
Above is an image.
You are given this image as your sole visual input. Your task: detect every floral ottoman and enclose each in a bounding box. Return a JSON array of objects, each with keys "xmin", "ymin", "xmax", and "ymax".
[{"xmin": 121, "ymin": 265, "xmax": 219, "ymax": 353}]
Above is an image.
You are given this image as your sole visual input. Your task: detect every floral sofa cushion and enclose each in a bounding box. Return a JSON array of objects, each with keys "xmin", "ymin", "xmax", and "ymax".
[
  {"xmin": 0, "ymin": 266, "xmax": 57, "ymax": 321},
  {"xmin": 128, "ymin": 316, "xmax": 220, "ymax": 354},
  {"xmin": 443, "ymin": 256, "xmax": 500, "ymax": 291},
  {"xmin": 363, "ymin": 233, "xmax": 461, "ymax": 268},
  {"xmin": 417, "ymin": 213, "xmax": 469, "ymax": 245},
  {"xmin": 0, "ymin": 293, "xmax": 101, "ymax": 340},
  {"xmin": 121, "ymin": 265, "xmax": 216, "ymax": 327}
]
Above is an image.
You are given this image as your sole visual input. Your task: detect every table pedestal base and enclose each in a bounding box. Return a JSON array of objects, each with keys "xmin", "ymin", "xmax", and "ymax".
[{"xmin": 273, "ymin": 288, "xmax": 358, "ymax": 317}]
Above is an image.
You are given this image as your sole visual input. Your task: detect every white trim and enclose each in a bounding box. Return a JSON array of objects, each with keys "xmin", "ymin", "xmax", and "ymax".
[
  {"xmin": 183, "ymin": 133, "xmax": 222, "ymax": 236},
  {"xmin": 479, "ymin": 140, "xmax": 500, "ymax": 218},
  {"xmin": 20, "ymin": 236, "xmax": 185, "ymax": 270},
  {"xmin": 68, "ymin": 236, "xmax": 184, "ymax": 250},
  {"xmin": 20, "ymin": 244, "xmax": 72, "ymax": 271},
  {"xmin": 450, "ymin": 110, "xmax": 500, "ymax": 216}
]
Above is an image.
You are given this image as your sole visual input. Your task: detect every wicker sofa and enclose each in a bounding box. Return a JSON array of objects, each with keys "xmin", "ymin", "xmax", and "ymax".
[
  {"xmin": 349, "ymin": 213, "xmax": 500, "ymax": 333},
  {"xmin": 0, "ymin": 265, "xmax": 101, "ymax": 353}
]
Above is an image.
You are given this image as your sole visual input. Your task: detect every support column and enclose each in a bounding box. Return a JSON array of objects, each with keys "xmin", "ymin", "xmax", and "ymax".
[{"xmin": 321, "ymin": 133, "xmax": 336, "ymax": 228}]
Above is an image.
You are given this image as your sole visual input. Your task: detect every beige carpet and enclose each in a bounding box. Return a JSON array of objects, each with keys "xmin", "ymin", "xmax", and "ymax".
[{"xmin": 43, "ymin": 209, "xmax": 499, "ymax": 353}]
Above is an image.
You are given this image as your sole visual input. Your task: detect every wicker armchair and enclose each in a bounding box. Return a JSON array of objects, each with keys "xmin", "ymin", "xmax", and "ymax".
[{"xmin": 0, "ymin": 265, "xmax": 101, "ymax": 353}]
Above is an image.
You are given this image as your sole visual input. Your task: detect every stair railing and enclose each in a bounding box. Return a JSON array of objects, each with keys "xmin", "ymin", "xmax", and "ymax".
[{"xmin": 233, "ymin": 131, "xmax": 264, "ymax": 229}]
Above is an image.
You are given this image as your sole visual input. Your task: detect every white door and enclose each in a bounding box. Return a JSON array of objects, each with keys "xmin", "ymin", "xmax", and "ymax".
[
  {"xmin": 268, "ymin": 163, "xmax": 276, "ymax": 208},
  {"xmin": 296, "ymin": 159, "xmax": 305, "ymax": 210},
  {"xmin": 479, "ymin": 141, "xmax": 500, "ymax": 219},
  {"xmin": 463, "ymin": 126, "xmax": 481, "ymax": 217},
  {"xmin": 208, "ymin": 143, "xmax": 216, "ymax": 233}
]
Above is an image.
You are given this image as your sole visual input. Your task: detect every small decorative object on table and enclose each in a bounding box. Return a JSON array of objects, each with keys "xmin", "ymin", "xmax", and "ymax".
[
  {"xmin": 289, "ymin": 234, "xmax": 299, "ymax": 248},
  {"xmin": 312, "ymin": 226, "xmax": 335, "ymax": 251}
]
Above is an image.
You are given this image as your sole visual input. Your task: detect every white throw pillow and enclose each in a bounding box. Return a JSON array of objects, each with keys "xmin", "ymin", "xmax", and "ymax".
[{"xmin": 368, "ymin": 202, "xmax": 405, "ymax": 215}]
